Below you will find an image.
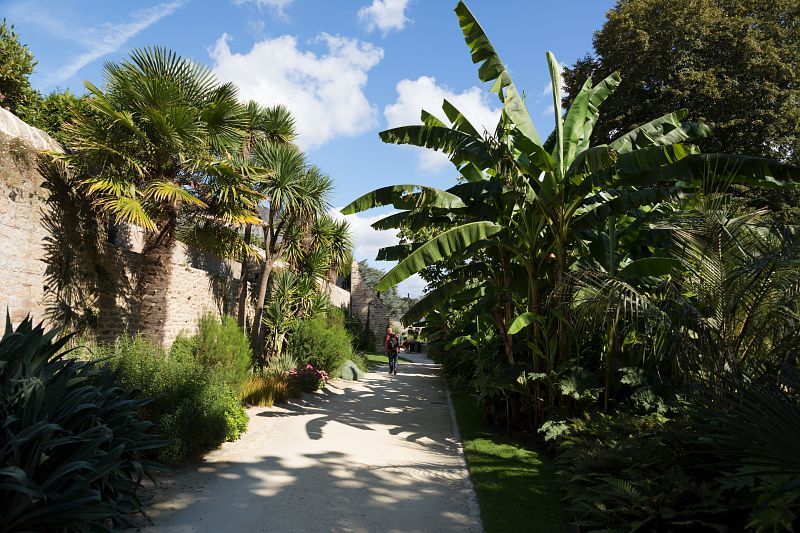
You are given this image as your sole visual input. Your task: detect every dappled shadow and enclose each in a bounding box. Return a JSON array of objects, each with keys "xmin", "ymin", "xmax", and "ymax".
[
  {"xmin": 138, "ymin": 354, "xmax": 480, "ymax": 532},
  {"xmin": 257, "ymin": 358, "xmax": 454, "ymax": 450}
]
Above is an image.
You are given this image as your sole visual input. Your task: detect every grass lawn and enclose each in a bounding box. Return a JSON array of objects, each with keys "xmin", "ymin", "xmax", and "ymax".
[
  {"xmin": 364, "ymin": 352, "xmax": 413, "ymax": 368},
  {"xmin": 450, "ymin": 391, "xmax": 567, "ymax": 533}
]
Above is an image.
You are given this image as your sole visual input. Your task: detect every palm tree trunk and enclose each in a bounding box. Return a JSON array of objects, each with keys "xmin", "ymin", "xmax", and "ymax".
[
  {"xmin": 237, "ymin": 224, "xmax": 252, "ymax": 329},
  {"xmin": 250, "ymin": 223, "xmax": 272, "ymax": 355},
  {"xmin": 250, "ymin": 251, "xmax": 275, "ymax": 355},
  {"xmin": 137, "ymin": 216, "xmax": 176, "ymax": 344}
]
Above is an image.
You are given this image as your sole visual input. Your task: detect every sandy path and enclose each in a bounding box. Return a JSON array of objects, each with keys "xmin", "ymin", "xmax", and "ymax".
[{"xmin": 141, "ymin": 353, "xmax": 482, "ymax": 532}]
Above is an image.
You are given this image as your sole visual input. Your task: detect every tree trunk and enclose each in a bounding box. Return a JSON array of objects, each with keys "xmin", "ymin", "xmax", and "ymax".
[
  {"xmin": 250, "ymin": 255, "xmax": 275, "ymax": 355},
  {"xmin": 237, "ymin": 224, "xmax": 252, "ymax": 329},
  {"xmin": 137, "ymin": 217, "xmax": 176, "ymax": 344}
]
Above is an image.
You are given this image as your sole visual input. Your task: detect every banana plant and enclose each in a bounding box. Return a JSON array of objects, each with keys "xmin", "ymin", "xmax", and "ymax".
[{"xmin": 345, "ymin": 1, "xmax": 800, "ymax": 377}]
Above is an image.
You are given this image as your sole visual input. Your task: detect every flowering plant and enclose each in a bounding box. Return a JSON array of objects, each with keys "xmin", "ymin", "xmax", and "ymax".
[{"xmin": 287, "ymin": 364, "xmax": 329, "ymax": 393}]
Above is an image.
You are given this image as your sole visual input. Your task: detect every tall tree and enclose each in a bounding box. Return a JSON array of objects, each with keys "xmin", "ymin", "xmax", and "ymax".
[
  {"xmin": 0, "ymin": 19, "xmax": 39, "ymax": 116},
  {"xmin": 564, "ymin": 0, "xmax": 800, "ymax": 220},
  {"xmin": 237, "ymin": 102, "xmax": 296, "ymax": 329}
]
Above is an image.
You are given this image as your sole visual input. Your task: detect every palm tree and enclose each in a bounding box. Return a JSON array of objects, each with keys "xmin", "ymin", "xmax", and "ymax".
[
  {"xmin": 237, "ymin": 102, "xmax": 296, "ymax": 328},
  {"xmin": 63, "ymin": 47, "xmax": 261, "ymax": 341},
  {"xmin": 247, "ymin": 142, "xmax": 333, "ymax": 352}
]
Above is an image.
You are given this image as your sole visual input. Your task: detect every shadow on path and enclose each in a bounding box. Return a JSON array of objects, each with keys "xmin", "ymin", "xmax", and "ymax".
[{"xmin": 140, "ymin": 354, "xmax": 480, "ymax": 533}]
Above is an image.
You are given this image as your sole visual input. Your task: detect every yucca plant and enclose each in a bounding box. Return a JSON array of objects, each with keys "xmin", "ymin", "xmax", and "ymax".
[{"xmin": 0, "ymin": 316, "xmax": 164, "ymax": 531}]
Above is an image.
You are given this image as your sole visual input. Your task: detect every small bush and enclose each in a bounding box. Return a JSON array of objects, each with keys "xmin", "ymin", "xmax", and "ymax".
[
  {"xmin": 0, "ymin": 317, "xmax": 163, "ymax": 531},
  {"xmin": 288, "ymin": 364, "xmax": 329, "ymax": 394},
  {"xmin": 334, "ymin": 359, "xmax": 365, "ymax": 381},
  {"xmin": 241, "ymin": 373, "xmax": 291, "ymax": 407},
  {"xmin": 173, "ymin": 313, "xmax": 252, "ymax": 392},
  {"xmin": 100, "ymin": 335, "xmax": 248, "ymax": 463},
  {"xmin": 287, "ymin": 314, "xmax": 353, "ymax": 374}
]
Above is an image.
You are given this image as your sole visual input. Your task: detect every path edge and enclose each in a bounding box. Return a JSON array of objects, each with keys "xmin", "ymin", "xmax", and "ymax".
[{"xmin": 441, "ymin": 372, "xmax": 485, "ymax": 532}]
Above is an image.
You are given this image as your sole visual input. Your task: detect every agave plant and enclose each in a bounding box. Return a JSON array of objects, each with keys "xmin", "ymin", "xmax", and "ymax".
[{"xmin": 0, "ymin": 316, "xmax": 164, "ymax": 531}]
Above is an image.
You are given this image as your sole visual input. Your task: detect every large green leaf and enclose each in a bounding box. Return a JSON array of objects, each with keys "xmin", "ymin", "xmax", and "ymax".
[
  {"xmin": 562, "ymin": 78, "xmax": 593, "ymax": 168},
  {"xmin": 420, "ymin": 109, "xmax": 447, "ymax": 127},
  {"xmin": 547, "ymin": 51, "xmax": 565, "ymax": 177},
  {"xmin": 508, "ymin": 312, "xmax": 545, "ymax": 335},
  {"xmin": 377, "ymin": 221, "xmax": 502, "ymax": 290},
  {"xmin": 574, "ymin": 187, "xmax": 683, "ymax": 230},
  {"xmin": 379, "ymin": 125, "xmax": 492, "ymax": 168},
  {"xmin": 442, "ymin": 99, "xmax": 482, "ymax": 137},
  {"xmin": 341, "ymin": 184, "xmax": 465, "ymax": 214},
  {"xmin": 610, "ymin": 110, "xmax": 712, "ymax": 153},
  {"xmin": 375, "ymin": 243, "xmax": 421, "ymax": 261},
  {"xmin": 565, "ymin": 145, "xmax": 618, "ymax": 181},
  {"xmin": 616, "ymin": 143, "xmax": 697, "ymax": 174},
  {"xmin": 580, "ymin": 71, "xmax": 622, "ymax": 153},
  {"xmin": 454, "ymin": 1, "xmax": 540, "ymax": 144},
  {"xmin": 370, "ymin": 211, "xmax": 410, "ymax": 230}
]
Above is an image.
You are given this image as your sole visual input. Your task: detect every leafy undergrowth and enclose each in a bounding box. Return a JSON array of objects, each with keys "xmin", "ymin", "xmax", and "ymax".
[{"xmin": 451, "ymin": 391, "xmax": 566, "ymax": 533}]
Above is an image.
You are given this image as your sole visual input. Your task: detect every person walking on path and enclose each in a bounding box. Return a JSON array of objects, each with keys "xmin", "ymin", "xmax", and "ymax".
[{"xmin": 385, "ymin": 326, "xmax": 400, "ymax": 375}]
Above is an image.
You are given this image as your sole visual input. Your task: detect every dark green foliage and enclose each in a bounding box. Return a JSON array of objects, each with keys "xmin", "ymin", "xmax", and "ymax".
[
  {"xmin": 287, "ymin": 311, "xmax": 354, "ymax": 374},
  {"xmin": 0, "ymin": 19, "xmax": 38, "ymax": 116},
  {"xmin": 0, "ymin": 316, "xmax": 163, "ymax": 531},
  {"xmin": 340, "ymin": 306, "xmax": 364, "ymax": 349},
  {"xmin": 564, "ymin": 0, "xmax": 800, "ymax": 222},
  {"xmin": 100, "ymin": 336, "xmax": 247, "ymax": 463},
  {"xmin": 24, "ymin": 90, "xmax": 86, "ymax": 146},
  {"xmin": 174, "ymin": 313, "xmax": 252, "ymax": 393}
]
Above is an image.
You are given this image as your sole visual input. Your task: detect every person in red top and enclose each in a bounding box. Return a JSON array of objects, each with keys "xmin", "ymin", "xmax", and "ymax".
[{"xmin": 385, "ymin": 326, "xmax": 400, "ymax": 375}]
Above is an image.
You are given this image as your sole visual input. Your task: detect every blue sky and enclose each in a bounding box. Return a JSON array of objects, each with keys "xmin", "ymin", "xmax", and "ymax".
[{"xmin": 3, "ymin": 0, "xmax": 614, "ymax": 295}]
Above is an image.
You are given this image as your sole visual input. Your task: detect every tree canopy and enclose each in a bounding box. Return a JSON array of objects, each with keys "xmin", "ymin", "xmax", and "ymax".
[{"xmin": 565, "ymin": 0, "xmax": 800, "ymax": 165}]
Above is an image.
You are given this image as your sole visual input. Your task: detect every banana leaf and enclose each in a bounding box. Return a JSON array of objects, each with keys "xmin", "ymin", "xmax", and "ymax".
[
  {"xmin": 377, "ymin": 221, "xmax": 502, "ymax": 290},
  {"xmin": 341, "ymin": 184, "xmax": 465, "ymax": 215},
  {"xmin": 454, "ymin": 1, "xmax": 540, "ymax": 144}
]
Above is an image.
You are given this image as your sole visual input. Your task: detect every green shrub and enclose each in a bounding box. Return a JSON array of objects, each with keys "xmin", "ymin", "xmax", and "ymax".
[
  {"xmin": 172, "ymin": 313, "xmax": 252, "ymax": 392},
  {"xmin": 287, "ymin": 314, "xmax": 353, "ymax": 374},
  {"xmin": 100, "ymin": 335, "xmax": 248, "ymax": 463},
  {"xmin": 0, "ymin": 317, "xmax": 163, "ymax": 531}
]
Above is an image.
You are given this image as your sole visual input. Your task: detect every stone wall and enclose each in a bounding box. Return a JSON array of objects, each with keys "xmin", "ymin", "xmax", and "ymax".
[
  {"xmin": 321, "ymin": 279, "xmax": 351, "ymax": 309},
  {"xmin": 0, "ymin": 129, "xmax": 51, "ymax": 325},
  {"xmin": 0, "ymin": 109, "xmax": 247, "ymax": 345},
  {"xmin": 349, "ymin": 260, "xmax": 389, "ymax": 352}
]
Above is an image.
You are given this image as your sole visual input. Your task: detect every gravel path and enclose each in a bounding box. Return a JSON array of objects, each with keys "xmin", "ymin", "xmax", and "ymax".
[{"xmin": 141, "ymin": 353, "xmax": 482, "ymax": 532}]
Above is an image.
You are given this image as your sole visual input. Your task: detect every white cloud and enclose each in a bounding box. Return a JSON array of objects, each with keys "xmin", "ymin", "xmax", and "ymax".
[
  {"xmin": 358, "ymin": 0, "xmax": 411, "ymax": 34},
  {"xmin": 9, "ymin": 0, "xmax": 186, "ymax": 85},
  {"xmin": 331, "ymin": 208, "xmax": 426, "ymax": 297},
  {"xmin": 383, "ymin": 75, "xmax": 501, "ymax": 172},
  {"xmin": 543, "ymin": 104, "xmax": 555, "ymax": 116},
  {"xmin": 211, "ymin": 33, "xmax": 384, "ymax": 150},
  {"xmin": 233, "ymin": 0, "xmax": 293, "ymax": 17}
]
